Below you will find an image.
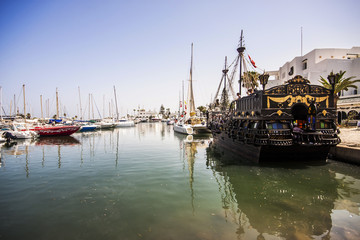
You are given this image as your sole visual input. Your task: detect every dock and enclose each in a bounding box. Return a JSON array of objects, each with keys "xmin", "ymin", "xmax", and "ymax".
[{"xmin": 329, "ymin": 127, "xmax": 360, "ymax": 165}]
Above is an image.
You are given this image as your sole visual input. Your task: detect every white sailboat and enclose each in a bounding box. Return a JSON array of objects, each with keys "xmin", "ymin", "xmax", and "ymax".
[{"xmin": 173, "ymin": 43, "xmax": 210, "ymax": 135}]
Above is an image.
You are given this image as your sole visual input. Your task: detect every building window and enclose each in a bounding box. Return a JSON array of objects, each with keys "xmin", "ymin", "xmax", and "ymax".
[
  {"xmin": 288, "ymin": 66, "xmax": 294, "ymax": 75},
  {"xmin": 354, "ymin": 89, "xmax": 358, "ymax": 95},
  {"xmin": 302, "ymin": 59, "xmax": 307, "ymax": 70}
]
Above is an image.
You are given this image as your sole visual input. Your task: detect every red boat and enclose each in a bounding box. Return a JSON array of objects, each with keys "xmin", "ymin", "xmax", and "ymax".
[{"xmin": 33, "ymin": 125, "xmax": 80, "ymax": 136}]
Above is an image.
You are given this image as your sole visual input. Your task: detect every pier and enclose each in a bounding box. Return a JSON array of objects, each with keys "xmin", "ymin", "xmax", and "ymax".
[{"xmin": 329, "ymin": 127, "xmax": 360, "ymax": 165}]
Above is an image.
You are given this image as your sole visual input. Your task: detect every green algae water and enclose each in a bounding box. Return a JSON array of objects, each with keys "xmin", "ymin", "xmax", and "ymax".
[{"xmin": 0, "ymin": 123, "xmax": 359, "ymax": 240}]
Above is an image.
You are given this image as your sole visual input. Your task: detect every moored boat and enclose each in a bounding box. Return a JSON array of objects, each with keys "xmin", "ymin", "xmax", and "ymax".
[
  {"xmin": 114, "ymin": 119, "xmax": 135, "ymax": 127},
  {"xmin": 174, "ymin": 43, "xmax": 210, "ymax": 135},
  {"xmin": 174, "ymin": 123, "xmax": 193, "ymax": 135},
  {"xmin": 79, "ymin": 124, "xmax": 98, "ymax": 132},
  {"xmin": 34, "ymin": 125, "xmax": 80, "ymax": 136},
  {"xmin": 208, "ymin": 32, "xmax": 340, "ymax": 163}
]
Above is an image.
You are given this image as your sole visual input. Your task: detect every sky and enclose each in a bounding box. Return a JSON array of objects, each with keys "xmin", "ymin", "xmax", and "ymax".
[{"xmin": 1, "ymin": 0, "xmax": 359, "ymax": 119}]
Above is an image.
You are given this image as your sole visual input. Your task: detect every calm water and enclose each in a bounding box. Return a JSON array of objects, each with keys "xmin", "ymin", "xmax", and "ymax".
[{"xmin": 0, "ymin": 123, "xmax": 359, "ymax": 240}]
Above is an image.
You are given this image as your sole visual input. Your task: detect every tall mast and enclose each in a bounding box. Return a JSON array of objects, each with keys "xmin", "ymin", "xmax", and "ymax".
[
  {"xmin": 88, "ymin": 94, "xmax": 91, "ymax": 120},
  {"xmin": 224, "ymin": 56, "xmax": 228, "ymax": 92},
  {"xmin": 91, "ymin": 94, "xmax": 94, "ymax": 119},
  {"xmin": 103, "ymin": 94, "xmax": 105, "ymax": 119},
  {"xmin": 78, "ymin": 86, "xmax": 83, "ymax": 120},
  {"xmin": 178, "ymin": 90, "xmax": 180, "ymax": 117},
  {"xmin": 56, "ymin": 88, "xmax": 59, "ymax": 119},
  {"xmin": 14, "ymin": 94, "xmax": 16, "ymax": 116},
  {"xmin": 23, "ymin": 84, "xmax": 26, "ymax": 119},
  {"xmin": 182, "ymin": 80, "xmax": 184, "ymax": 115},
  {"xmin": 0, "ymin": 86, "xmax": 2, "ymax": 120},
  {"xmin": 187, "ymin": 43, "xmax": 196, "ymax": 115},
  {"xmin": 40, "ymin": 95, "xmax": 43, "ymax": 120},
  {"xmin": 10, "ymin": 100, "xmax": 12, "ymax": 117},
  {"xmin": 113, "ymin": 86, "xmax": 119, "ymax": 120},
  {"xmin": 237, "ymin": 30, "xmax": 245, "ymax": 97}
]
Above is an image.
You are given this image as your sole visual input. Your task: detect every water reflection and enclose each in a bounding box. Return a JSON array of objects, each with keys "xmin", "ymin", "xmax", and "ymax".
[
  {"xmin": 174, "ymin": 133, "xmax": 212, "ymax": 215},
  {"xmin": 35, "ymin": 136, "xmax": 80, "ymax": 146},
  {"xmin": 206, "ymin": 150, "xmax": 360, "ymax": 239}
]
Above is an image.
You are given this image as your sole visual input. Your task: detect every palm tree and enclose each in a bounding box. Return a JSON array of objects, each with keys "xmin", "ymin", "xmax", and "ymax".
[
  {"xmin": 319, "ymin": 71, "xmax": 360, "ymax": 107},
  {"xmin": 243, "ymin": 71, "xmax": 259, "ymax": 93}
]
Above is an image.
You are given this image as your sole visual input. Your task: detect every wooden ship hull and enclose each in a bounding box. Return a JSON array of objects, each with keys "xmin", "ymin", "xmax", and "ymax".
[
  {"xmin": 209, "ymin": 74, "xmax": 340, "ymax": 163},
  {"xmin": 212, "ymin": 131, "xmax": 332, "ymax": 163}
]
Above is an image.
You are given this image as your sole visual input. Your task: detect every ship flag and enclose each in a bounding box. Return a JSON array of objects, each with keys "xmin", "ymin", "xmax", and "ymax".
[{"xmin": 248, "ymin": 54, "xmax": 257, "ymax": 68}]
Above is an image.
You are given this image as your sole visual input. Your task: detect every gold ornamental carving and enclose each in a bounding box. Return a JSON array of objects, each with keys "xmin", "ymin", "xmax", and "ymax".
[{"xmin": 267, "ymin": 95, "xmax": 329, "ymax": 108}]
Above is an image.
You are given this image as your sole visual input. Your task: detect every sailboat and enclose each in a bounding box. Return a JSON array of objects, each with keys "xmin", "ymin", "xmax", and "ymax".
[
  {"xmin": 33, "ymin": 88, "xmax": 80, "ymax": 136},
  {"xmin": 112, "ymin": 86, "xmax": 135, "ymax": 127},
  {"xmin": 173, "ymin": 43, "xmax": 210, "ymax": 135}
]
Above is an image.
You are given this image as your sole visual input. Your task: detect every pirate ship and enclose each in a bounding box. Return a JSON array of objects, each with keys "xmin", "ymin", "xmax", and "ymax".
[{"xmin": 208, "ymin": 31, "xmax": 340, "ymax": 162}]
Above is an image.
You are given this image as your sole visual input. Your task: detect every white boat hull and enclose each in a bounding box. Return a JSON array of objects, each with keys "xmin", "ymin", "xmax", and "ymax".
[
  {"xmin": 173, "ymin": 124, "xmax": 193, "ymax": 135},
  {"xmin": 115, "ymin": 121, "xmax": 135, "ymax": 127}
]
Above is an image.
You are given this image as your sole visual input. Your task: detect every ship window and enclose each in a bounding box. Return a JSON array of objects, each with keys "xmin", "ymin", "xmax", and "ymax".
[
  {"xmin": 317, "ymin": 121, "xmax": 330, "ymax": 129},
  {"xmin": 269, "ymin": 122, "xmax": 284, "ymax": 129}
]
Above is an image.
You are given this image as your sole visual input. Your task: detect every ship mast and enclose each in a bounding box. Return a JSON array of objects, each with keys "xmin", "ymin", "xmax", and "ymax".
[
  {"xmin": 78, "ymin": 86, "xmax": 83, "ymax": 120},
  {"xmin": 40, "ymin": 95, "xmax": 43, "ymax": 121},
  {"xmin": 113, "ymin": 86, "xmax": 119, "ymax": 121},
  {"xmin": 220, "ymin": 56, "xmax": 229, "ymax": 111},
  {"xmin": 23, "ymin": 84, "xmax": 26, "ymax": 120},
  {"xmin": 56, "ymin": 87, "xmax": 59, "ymax": 119},
  {"xmin": 237, "ymin": 30, "xmax": 245, "ymax": 97},
  {"xmin": 187, "ymin": 43, "xmax": 196, "ymax": 116},
  {"xmin": 0, "ymin": 86, "xmax": 2, "ymax": 120}
]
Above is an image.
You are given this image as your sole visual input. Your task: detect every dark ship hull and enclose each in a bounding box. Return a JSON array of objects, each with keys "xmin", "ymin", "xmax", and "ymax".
[
  {"xmin": 209, "ymin": 75, "xmax": 340, "ymax": 163},
  {"xmin": 212, "ymin": 131, "xmax": 331, "ymax": 163}
]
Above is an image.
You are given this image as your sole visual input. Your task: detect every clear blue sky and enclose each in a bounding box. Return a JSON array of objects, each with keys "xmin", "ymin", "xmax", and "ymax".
[{"xmin": 1, "ymin": 0, "xmax": 359, "ymax": 118}]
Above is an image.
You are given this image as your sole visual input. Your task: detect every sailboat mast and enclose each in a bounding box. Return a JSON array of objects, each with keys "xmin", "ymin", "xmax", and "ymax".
[
  {"xmin": 91, "ymin": 94, "xmax": 94, "ymax": 119},
  {"xmin": 14, "ymin": 94, "xmax": 16, "ymax": 116},
  {"xmin": 182, "ymin": 80, "xmax": 184, "ymax": 115},
  {"xmin": 40, "ymin": 95, "xmax": 43, "ymax": 120},
  {"xmin": 188, "ymin": 43, "xmax": 195, "ymax": 114},
  {"xmin": 113, "ymin": 86, "xmax": 119, "ymax": 120},
  {"xmin": 237, "ymin": 30, "xmax": 245, "ymax": 97},
  {"xmin": 178, "ymin": 90, "xmax": 181, "ymax": 117},
  {"xmin": 88, "ymin": 94, "xmax": 91, "ymax": 120},
  {"xmin": 56, "ymin": 88, "xmax": 59, "ymax": 119},
  {"xmin": 0, "ymin": 86, "xmax": 2, "ymax": 120},
  {"xmin": 78, "ymin": 86, "xmax": 83, "ymax": 120},
  {"xmin": 23, "ymin": 84, "xmax": 26, "ymax": 119}
]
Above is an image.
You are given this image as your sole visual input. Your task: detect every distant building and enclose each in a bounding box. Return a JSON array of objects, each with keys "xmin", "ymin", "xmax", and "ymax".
[
  {"xmin": 137, "ymin": 109, "xmax": 157, "ymax": 121},
  {"xmin": 267, "ymin": 47, "xmax": 360, "ymax": 123}
]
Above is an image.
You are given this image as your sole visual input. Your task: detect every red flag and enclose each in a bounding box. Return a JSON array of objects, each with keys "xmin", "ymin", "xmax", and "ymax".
[
  {"xmin": 180, "ymin": 101, "xmax": 182, "ymax": 107},
  {"xmin": 248, "ymin": 54, "xmax": 257, "ymax": 68}
]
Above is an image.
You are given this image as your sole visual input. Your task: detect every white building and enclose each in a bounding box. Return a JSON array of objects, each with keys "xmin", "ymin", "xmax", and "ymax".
[{"xmin": 267, "ymin": 47, "xmax": 360, "ymax": 123}]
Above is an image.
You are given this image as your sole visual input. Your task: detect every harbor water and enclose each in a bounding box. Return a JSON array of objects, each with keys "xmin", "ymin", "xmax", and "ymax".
[{"xmin": 0, "ymin": 123, "xmax": 359, "ymax": 240}]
